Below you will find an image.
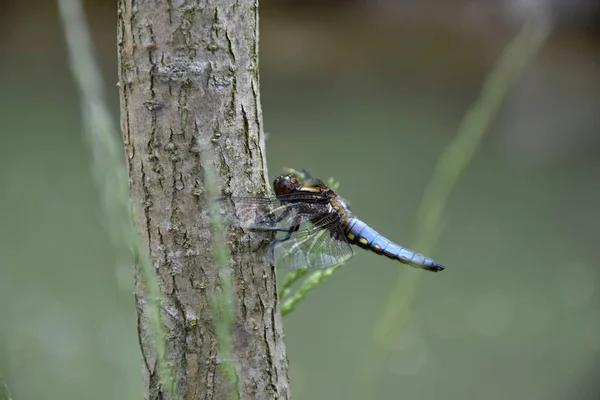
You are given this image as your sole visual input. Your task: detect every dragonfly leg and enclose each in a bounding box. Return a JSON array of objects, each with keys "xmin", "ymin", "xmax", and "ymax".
[
  {"xmin": 251, "ymin": 204, "xmax": 299, "ymax": 230},
  {"xmin": 267, "ymin": 214, "xmax": 302, "ymax": 251},
  {"xmin": 280, "ymin": 224, "xmax": 301, "ymax": 242},
  {"xmin": 267, "ymin": 226, "xmax": 300, "ymax": 257}
]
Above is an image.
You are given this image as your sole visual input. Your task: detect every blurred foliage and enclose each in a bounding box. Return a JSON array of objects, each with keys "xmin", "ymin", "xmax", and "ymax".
[
  {"xmin": 58, "ymin": 0, "xmax": 177, "ymax": 396},
  {"xmin": 0, "ymin": 377, "xmax": 12, "ymax": 400},
  {"xmin": 356, "ymin": 16, "xmax": 551, "ymax": 399}
]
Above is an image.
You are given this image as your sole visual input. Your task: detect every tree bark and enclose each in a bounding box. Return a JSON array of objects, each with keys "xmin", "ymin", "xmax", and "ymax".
[{"xmin": 117, "ymin": 1, "xmax": 290, "ymax": 399}]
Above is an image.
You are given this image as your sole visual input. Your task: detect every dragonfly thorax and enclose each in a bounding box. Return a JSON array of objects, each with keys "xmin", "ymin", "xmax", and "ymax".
[{"xmin": 331, "ymin": 196, "xmax": 352, "ymax": 218}]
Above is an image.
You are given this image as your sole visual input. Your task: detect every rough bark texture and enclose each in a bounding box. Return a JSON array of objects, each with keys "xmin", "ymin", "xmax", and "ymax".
[{"xmin": 117, "ymin": 1, "xmax": 290, "ymax": 399}]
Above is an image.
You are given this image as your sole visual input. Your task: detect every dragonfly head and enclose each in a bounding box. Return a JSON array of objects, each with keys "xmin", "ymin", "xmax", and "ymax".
[{"xmin": 273, "ymin": 174, "xmax": 300, "ymax": 195}]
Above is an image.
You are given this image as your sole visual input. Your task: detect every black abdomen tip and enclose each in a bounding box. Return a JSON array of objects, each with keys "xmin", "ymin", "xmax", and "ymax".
[{"xmin": 426, "ymin": 263, "xmax": 445, "ymax": 272}]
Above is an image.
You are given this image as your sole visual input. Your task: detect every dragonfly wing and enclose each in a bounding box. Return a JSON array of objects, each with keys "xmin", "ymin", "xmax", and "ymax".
[
  {"xmin": 299, "ymin": 169, "xmax": 326, "ymax": 187},
  {"xmin": 270, "ymin": 218, "xmax": 354, "ymax": 270},
  {"xmin": 217, "ymin": 195, "xmax": 330, "ymax": 232}
]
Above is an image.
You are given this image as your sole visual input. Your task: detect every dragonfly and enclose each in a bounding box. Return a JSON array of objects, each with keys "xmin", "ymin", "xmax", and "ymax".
[{"xmin": 218, "ymin": 171, "xmax": 445, "ymax": 272}]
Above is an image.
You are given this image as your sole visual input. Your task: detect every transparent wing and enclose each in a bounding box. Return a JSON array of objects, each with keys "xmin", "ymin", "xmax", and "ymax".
[
  {"xmin": 217, "ymin": 195, "xmax": 331, "ymax": 231},
  {"xmin": 299, "ymin": 169, "xmax": 326, "ymax": 187},
  {"xmin": 270, "ymin": 215, "xmax": 354, "ymax": 270}
]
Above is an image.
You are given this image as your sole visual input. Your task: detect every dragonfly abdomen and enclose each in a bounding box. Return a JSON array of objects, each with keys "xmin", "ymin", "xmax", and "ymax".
[{"xmin": 344, "ymin": 218, "xmax": 444, "ymax": 272}]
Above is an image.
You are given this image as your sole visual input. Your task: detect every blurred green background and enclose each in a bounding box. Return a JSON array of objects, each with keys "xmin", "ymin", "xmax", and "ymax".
[{"xmin": 1, "ymin": 1, "xmax": 599, "ymax": 399}]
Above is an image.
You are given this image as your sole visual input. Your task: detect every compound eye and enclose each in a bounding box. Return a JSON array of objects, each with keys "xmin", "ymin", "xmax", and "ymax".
[
  {"xmin": 288, "ymin": 175, "xmax": 299, "ymax": 186},
  {"xmin": 273, "ymin": 174, "xmax": 298, "ymax": 195}
]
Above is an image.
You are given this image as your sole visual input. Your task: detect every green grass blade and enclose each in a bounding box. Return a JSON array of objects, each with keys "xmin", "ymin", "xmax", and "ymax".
[
  {"xmin": 353, "ymin": 17, "xmax": 552, "ymax": 400},
  {"xmin": 57, "ymin": 0, "xmax": 175, "ymax": 396}
]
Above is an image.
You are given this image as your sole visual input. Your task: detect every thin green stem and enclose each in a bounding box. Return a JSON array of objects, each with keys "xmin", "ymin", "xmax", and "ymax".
[
  {"xmin": 201, "ymin": 141, "xmax": 239, "ymax": 399},
  {"xmin": 278, "ymin": 269, "xmax": 308, "ymax": 300},
  {"xmin": 57, "ymin": 0, "xmax": 175, "ymax": 397},
  {"xmin": 354, "ymin": 17, "xmax": 551, "ymax": 400},
  {"xmin": 280, "ymin": 263, "xmax": 345, "ymax": 317},
  {"xmin": 0, "ymin": 375, "xmax": 12, "ymax": 400}
]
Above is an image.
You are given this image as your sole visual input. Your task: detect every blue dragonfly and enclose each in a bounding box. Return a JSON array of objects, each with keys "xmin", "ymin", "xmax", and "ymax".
[{"xmin": 218, "ymin": 171, "xmax": 445, "ymax": 272}]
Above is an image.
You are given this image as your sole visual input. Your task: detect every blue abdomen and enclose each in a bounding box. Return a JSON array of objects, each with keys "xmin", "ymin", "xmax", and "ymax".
[{"xmin": 344, "ymin": 217, "xmax": 444, "ymax": 272}]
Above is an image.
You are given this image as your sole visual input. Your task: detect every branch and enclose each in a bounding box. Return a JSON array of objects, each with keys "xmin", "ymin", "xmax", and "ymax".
[{"xmin": 117, "ymin": 0, "xmax": 291, "ymax": 398}]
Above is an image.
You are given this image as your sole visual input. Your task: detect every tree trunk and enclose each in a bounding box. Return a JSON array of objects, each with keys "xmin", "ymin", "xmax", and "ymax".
[{"xmin": 117, "ymin": 1, "xmax": 290, "ymax": 399}]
